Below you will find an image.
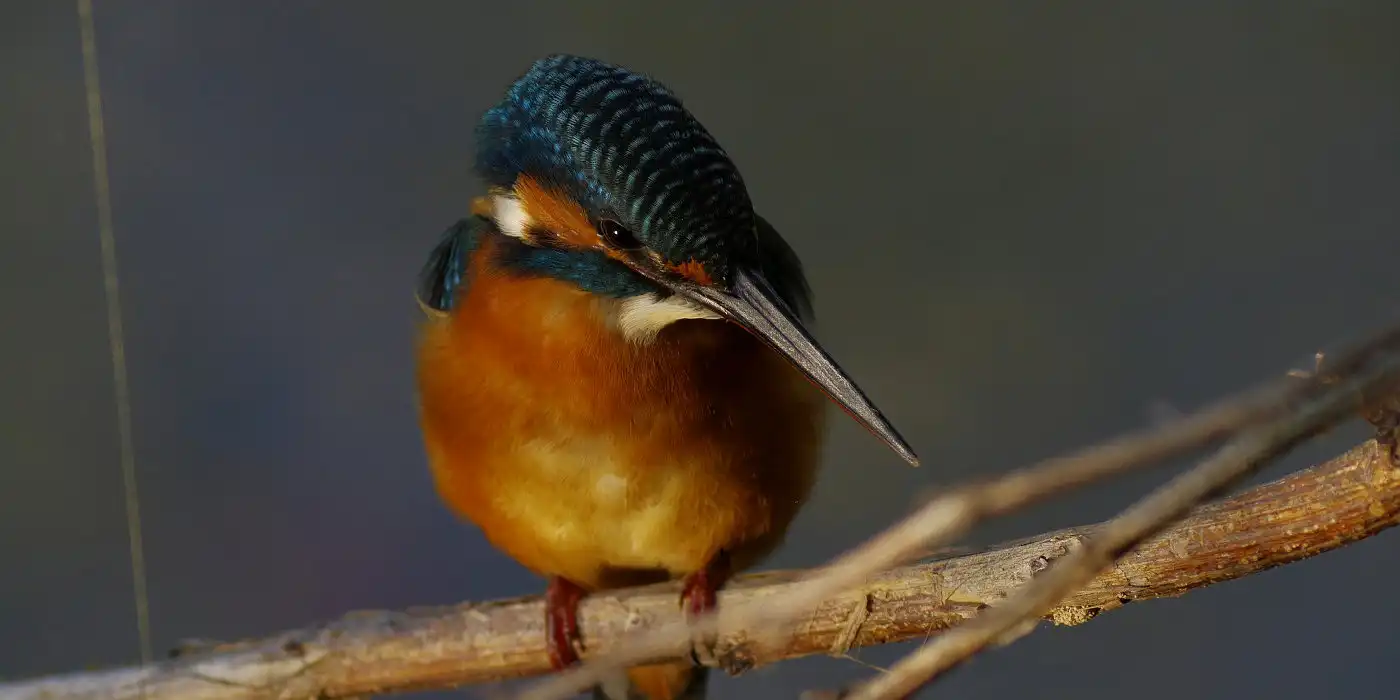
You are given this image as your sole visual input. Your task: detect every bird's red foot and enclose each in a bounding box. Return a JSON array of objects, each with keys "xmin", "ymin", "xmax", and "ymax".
[
  {"xmin": 680, "ymin": 551, "xmax": 731, "ymax": 665},
  {"xmin": 681, "ymin": 550, "xmax": 732, "ymax": 619},
  {"xmin": 545, "ymin": 576, "xmax": 586, "ymax": 670}
]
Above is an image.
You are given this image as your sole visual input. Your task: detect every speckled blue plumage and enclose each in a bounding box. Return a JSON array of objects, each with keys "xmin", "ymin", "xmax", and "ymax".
[
  {"xmin": 476, "ymin": 55, "xmax": 755, "ymax": 279},
  {"xmin": 422, "ymin": 54, "xmax": 814, "ymax": 319}
]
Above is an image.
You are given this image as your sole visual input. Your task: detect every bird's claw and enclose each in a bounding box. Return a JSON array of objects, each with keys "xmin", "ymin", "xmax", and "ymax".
[
  {"xmin": 546, "ymin": 577, "xmax": 586, "ymax": 670},
  {"xmin": 680, "ymin": 551, "xmax": 731, "ymax": 667}
]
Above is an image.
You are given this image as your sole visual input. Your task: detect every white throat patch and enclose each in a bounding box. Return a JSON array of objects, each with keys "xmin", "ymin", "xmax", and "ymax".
[{"xmin": 616, "ymin": 293, "xmax": 721, "ymax": 344}]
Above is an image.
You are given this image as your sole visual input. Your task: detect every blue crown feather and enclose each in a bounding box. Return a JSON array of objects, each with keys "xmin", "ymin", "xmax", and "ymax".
[
  {"xmin": 475, "ymin": 54, "xmax": 756, "ymax": 277},
  {"xmin": 424, "ymin": 55, "xmax": 813, "ymax": 319}
]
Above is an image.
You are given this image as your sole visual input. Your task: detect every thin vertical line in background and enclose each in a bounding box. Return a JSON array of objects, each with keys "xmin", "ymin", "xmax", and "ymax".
[{"xmin": 77, "ymin": 0, "xmax": 154, "ymax": 667}]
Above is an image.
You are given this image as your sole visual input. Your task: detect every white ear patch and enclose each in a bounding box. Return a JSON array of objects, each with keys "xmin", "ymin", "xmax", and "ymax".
[
  {"xmin": 491, "ymin": 194, "xmax": 533, "ymax": 240},
  {"xmin": 616, "ymin": 293, "xmax": 721, "ymax": 344}
]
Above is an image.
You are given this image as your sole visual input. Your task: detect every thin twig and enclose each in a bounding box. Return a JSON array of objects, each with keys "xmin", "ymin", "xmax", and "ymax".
[
  {"xmin": 4, "ymin": 436, "xmax": 1399, "ymax": 700},
  {"xmin": 77, "ymin": 0, "xmax": 153, "ymax": 666},
  {"xmin": 843, "ymin": 339, "xmax": 1400, "ymax": 699},
  {"xmin": 520, "ymin": 324, "xmax": 1400, "ymax": 700}
]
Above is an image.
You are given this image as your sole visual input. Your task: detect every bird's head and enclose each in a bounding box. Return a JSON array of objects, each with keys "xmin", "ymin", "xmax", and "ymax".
[{"xmin": 470, "ymin": 54, "xmax": 917, "ymax": 465}]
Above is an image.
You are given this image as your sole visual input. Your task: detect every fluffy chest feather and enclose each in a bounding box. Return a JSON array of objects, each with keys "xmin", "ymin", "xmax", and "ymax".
[{"xmin": 416, "ymin": 238, "xmax": 826, "ymax": 588}]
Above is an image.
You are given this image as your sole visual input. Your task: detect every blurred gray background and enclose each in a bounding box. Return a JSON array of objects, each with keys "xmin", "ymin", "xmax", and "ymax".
[{"xmin": 3, "ymin": 1, "xmax": 1398, "ymax": 698}]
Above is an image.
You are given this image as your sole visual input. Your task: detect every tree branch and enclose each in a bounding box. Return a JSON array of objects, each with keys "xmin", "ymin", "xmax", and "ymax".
[
  {"xmin": 5, "ymin": 437, "xmax": 1398, "ymax": 700},
  {"xmin": 843, "ymin": 338, "xmax": 1399, "ymax": 699}
]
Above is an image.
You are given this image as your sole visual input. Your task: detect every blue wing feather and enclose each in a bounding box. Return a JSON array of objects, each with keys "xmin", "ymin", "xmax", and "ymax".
[{"xmin": 417, "ymin": 217, "xmax": 484, "ymax": 312}]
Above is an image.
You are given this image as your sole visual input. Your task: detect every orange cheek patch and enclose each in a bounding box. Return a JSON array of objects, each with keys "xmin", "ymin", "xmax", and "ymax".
[
  {"xmin": 513, "ymin": 176, "xmax": 601, "ymax": 249},
  {"xmin": 667, "ymin": 258, "xmax": 714, "ymax": 286}
]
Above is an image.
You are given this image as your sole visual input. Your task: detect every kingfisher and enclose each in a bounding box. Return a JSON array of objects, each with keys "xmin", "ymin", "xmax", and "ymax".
[{"xmin": 414, "ymin": 54, "xmax": 918, "ymax": 699}]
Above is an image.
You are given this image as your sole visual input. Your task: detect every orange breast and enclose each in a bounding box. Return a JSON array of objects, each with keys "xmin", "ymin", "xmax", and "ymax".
[{"xmin": 415, "ymin": 236, "xmax": 826, "ymax": 590}]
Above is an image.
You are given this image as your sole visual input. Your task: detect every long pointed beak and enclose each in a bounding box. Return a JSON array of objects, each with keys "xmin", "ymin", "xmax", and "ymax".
[{"xmin": 676, "ymin": 269, "xmax": 920, "ymax": 466}]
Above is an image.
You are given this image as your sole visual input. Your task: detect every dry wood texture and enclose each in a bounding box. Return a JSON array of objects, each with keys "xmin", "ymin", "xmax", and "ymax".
[{"xmin": 4, "ymin": 439, "xmax": 1397, "ymax": 700}]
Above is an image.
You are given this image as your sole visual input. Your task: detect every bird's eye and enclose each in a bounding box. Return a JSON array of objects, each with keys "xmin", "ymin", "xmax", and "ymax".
[{"xmin": 597, "ymin": 219, "xmax": 643, "ymax": 250}]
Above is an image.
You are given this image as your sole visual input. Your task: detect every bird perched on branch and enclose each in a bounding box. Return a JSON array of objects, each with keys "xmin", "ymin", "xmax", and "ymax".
[{"xmin": 415, "ymin": 54, "xmax": 918, "ymax": 699}]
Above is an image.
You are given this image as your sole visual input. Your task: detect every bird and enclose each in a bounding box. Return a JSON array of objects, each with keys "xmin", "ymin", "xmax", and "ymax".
[{"xmin": 414, "ymin": 54, "xmax": 919, "ymax": 700}]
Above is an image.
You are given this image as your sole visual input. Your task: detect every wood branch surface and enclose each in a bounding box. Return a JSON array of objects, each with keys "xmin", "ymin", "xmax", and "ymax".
[
  {"xmin": 838, "ymin": 346, "xmax": 1400, "ymax": 700},
  {"xmin": 4, "ymin": 439, "xmax": 1398, "ymax": 700}
]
